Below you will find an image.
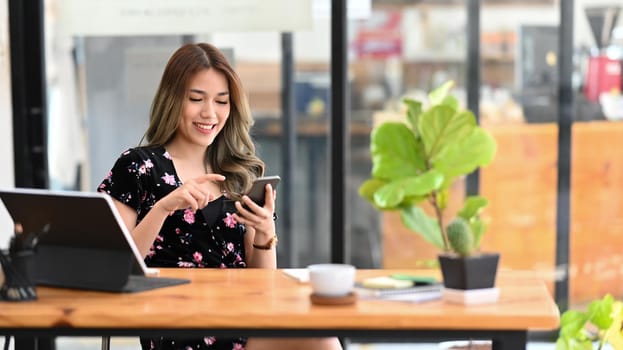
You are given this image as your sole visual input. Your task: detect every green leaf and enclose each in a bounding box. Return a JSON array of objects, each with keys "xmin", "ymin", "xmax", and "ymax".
[
  {"xmin": 555, "ymin": 336, "xmax": 570, "ymax": 350},
  {"xmin": 418, "ymin": 107, "xmax": 476, "ymax": 160},
  {"xmin": 557, "ymin": 295, "xmax": 623, "ymax": 350},
  {"xmin": 373, "ymin": 182, "xmax": 406, "ymax": 209},
  {"xmin": 433, "ymin": 127, "xmax": 497, "ymax": 179},
  {"xmin": 559, "ymin": 310, "xmax": 589, "ymax": 338},
  {"xmin": 436, "ymin": 188, "xmax": 449, "ymax": 210},
  {"xmin": 402, "ymin": 195, "xmax": 428, "ymax": 206},
  {"xmin": 555, "ymin": 337, "xmax": 593, "ymax": 350},
  {"xmin": 470, "ymin": 218, "xmax": 487, "ymax": 250},
  {"xmin": 458, "ymin": 196, "xmax": 489, "ymax": 220},
  {"xmin": 587, "ymin": 294, "xmax": 614, "ymax": 330},
  {"xmin": 403, "ymin": 98, "xmax": 422, "ymax": 132},
  {"xmin": 441, "ymin": 95, "xmax": 459, "ymax": 111},
  {"xmin": 428, "ymin": 80, "xmax": 455, "ymax": 106},
  {"xmin": 371, "ymin": 123, "xmax": 426, "ymax": 180},
  {"xmin": 401, "ymin": 170, "xmax": 444, "ymax": 197},
  {"xmin": 369, "ymin": 171, "xmax": 443, "ymax": 209},
  {"xmin": 401, "ymin": 206, "xmax": 445, "ymax": 250},
  {"xmin": 604, "ymin": 301, "xmax": 623, "ymax": 350},
  {"xmin": 358, "ymin": 178, "xmax": 387, "ymax": 203}
]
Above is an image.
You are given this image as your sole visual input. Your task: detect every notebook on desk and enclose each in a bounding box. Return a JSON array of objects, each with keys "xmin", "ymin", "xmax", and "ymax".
[{"xmin": 0, "ymin": 188, "xmax": 190, "ymax": 293}]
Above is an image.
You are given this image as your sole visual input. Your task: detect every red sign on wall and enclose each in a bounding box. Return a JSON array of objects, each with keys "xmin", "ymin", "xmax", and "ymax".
[{"xmin": 352, "ymin": 10, "xmax": 402, "ymax": 59}]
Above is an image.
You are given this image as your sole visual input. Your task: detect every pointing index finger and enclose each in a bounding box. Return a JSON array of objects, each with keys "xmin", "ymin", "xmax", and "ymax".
[{"xmin": 197, "ymin": 174, "xmax": 226, "ymax": 183}]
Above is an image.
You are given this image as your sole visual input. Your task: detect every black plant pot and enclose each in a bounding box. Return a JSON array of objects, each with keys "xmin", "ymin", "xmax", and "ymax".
[{"xmin": 438, "ymin": 253, "xmax": 500, "ymax": 290}]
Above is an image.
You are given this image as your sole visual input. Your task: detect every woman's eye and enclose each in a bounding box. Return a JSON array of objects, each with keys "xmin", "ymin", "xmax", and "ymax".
[
  {"xmin": 189, "ymin": 97, "xmax": 202, "ymax": 102},
  {"xmin": 216, "ymin": 100, "xmax": 228, "ymax": 105}
]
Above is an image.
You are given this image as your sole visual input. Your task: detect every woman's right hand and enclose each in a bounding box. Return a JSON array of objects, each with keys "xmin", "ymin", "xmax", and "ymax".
[{"xmin": 155, "ymin": 173, "xmax": 226, "ymax": 214}]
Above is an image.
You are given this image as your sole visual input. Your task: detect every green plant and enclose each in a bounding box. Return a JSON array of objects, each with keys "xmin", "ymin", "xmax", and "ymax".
[
  {"xmin": 358, "ymin": 81, "xmax": 497, "ymax": 256},
  {"xmin": 556, "ymin": 294, "xmax": 623, "ymax": 350}
]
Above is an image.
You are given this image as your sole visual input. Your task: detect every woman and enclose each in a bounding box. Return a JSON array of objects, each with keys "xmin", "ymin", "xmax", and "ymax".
[{"xmin": 98, "ymin": 43, "xmax": 341, "ymax": 350}]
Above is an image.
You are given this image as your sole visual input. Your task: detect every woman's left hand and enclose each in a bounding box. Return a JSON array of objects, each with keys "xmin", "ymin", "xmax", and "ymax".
[{"xmin": 232, "ymin": 184, "xmax": 276, "ymax": 237}]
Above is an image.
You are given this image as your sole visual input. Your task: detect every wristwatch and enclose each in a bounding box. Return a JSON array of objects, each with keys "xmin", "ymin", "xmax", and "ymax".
[{"xmin": 253, "ymin": 235, "xmax": 278, "ymax": 250}]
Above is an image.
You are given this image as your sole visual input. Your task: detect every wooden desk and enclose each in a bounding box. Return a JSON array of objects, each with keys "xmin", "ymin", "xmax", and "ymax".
[{"xmin": 0, "ymin": 269, "xmax": 559, "ymax": 350}]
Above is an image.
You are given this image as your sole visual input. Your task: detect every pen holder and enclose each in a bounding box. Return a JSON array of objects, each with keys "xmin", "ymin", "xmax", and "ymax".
[{"xmin": 0, "ymin": 249, "xmax": 37, "ymax": 301}]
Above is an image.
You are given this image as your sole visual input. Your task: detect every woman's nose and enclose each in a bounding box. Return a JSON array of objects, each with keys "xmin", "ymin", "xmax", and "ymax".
[{"xmin": 201, "ymin": 102, "xmax": 216, "ymax": 118}]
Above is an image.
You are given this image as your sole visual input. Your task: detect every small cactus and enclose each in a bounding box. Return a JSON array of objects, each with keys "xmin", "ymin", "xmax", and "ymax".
[{"xmin": 446, "ymin": 217, "xmax": 474, "ymax": 256}]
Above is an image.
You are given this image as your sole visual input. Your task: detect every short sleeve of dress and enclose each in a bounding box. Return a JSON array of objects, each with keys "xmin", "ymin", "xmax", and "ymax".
[{"xmin": 97, "ymin": 149, "xmax": 144, "ymax": 211}]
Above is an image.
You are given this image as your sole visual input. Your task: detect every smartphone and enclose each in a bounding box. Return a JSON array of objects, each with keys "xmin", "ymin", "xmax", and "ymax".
[
  {"xmin": 203, "ymin": 176, "xmax": 281, "ymax": 220},
  {"xmin": 245, "ymin": 175, "xmax": 281, "ymax": 207}
]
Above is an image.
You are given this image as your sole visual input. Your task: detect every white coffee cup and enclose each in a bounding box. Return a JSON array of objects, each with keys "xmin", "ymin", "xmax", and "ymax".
[{"xmin": 307, "ymin": 263, "xmax": 356, "ymax": 297}]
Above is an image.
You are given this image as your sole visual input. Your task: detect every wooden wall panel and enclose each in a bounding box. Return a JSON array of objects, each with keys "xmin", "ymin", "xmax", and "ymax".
[{"xmin": 569, "ymin": 122, "xmax": 623, "ymax": 302}]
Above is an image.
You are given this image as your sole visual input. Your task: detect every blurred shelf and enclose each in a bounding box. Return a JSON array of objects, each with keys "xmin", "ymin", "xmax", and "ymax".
[
  {"xmin": 253, "ymin": 118, "xmax": 372, "ymax": 138},
  {"xmin": 406, "ymin": 52, "xmax": 515, "ymax": 63}
]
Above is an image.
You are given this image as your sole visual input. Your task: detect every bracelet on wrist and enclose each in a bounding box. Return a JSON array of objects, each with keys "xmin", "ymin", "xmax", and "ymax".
[{"xmin": 253, "ymin": 235, "xmax": 278, "ymax": 250}]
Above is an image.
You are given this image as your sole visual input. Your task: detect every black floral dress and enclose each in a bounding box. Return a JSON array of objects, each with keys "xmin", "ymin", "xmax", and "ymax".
[{"xmin": 98, "ymin": 145, "xmax": 247, "ymax": 350}]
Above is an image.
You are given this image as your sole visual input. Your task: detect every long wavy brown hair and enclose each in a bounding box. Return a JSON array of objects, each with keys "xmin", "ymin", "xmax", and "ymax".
[{"xmin": 142, "ymin": 42, "xmax": 264, "ymax": 196}]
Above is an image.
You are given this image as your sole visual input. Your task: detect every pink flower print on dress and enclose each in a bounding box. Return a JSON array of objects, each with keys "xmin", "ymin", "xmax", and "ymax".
[
  {"xmin": 144, "ymin": 159, "xmax": 153, "ymax": 168},
  {"xmin": 193, "ymin": 251, "xmax": 203, "ymax": 263},
  {"xmin": 203, "ymin": 337, "xmax": 216, "ymax": 345},
  {"xmin": 175, "ymin": 228, "xmax": 181, "ymax": 235},
  {"xmin": 183, "ymin": 209, "xmax": 195, "ymax": 224},
  {"xmin": 233, "ymin": 343, "xmax": 244, "ymax": 350},
  {"xmin": 161, "ymin": 172, "xmax": 176, "ymax": 186},
  {"xmin": 177, "ymin": 261, "xmax": 195, "ymax": 267},
  {"xmin": 138, "ymin": 164, "xmax": 146, "ymax": 174},
  {"xmin": 155, "ymin": 235, "xmax": 163, "ymax": 242},
  {"xmin": 163, "ymin": 151, "xmax": 172, "ymax": 160},
  {"xmin": 223, "ymin": 213, "xmax": 237, "ymax": 228},
  {"xmin": 227, "ymin": 242, "xmax": 234, "ymax": 252}
]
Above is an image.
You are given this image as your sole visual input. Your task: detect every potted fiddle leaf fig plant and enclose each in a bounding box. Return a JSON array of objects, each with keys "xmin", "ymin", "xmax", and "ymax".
[{"xmin": 359, "ymin": 81, "xmax": 498, "ymax": 290}]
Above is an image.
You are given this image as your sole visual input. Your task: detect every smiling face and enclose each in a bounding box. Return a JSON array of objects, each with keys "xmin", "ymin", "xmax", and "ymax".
[
  {"xmin": 174, "ymin": 68, "xmax": 230, "ymax": 150},
  {"xmin": 145, "ymin": 43, "xmax": 264, "ymax": 195}
]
